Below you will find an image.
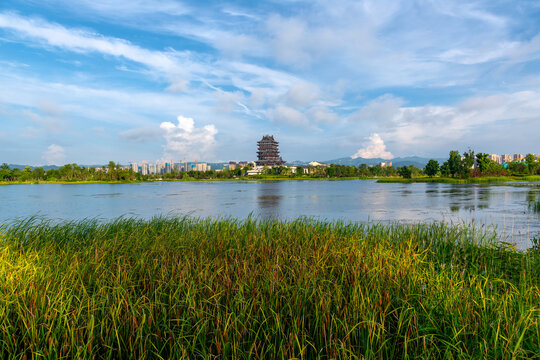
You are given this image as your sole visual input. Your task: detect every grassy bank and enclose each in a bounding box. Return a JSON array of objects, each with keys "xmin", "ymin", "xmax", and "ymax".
[
  {"xmin": 0, "ymin": 217, "xmax": 538, "ymax": 359},
  {"xmin": 0, "ymin": 176, "xmax": 375, "ymax": 185},
  {"xmin": 378, "ymin": 175, "xmax": 540, "ymax": 184},
  {"xmin": 0, "ymin": 180, "xmax": 141, "ymax": 185}
]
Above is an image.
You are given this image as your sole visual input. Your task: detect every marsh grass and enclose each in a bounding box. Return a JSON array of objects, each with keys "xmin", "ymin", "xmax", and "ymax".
[{"xmin": 0, "ymin": 217, "xmax": 539, "ymax": 359}]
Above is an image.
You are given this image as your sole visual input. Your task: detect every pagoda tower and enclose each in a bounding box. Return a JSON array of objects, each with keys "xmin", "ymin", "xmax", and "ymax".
[{"xmin": 256, "ymin": 135, "xmax": 285, "ymax": 166}]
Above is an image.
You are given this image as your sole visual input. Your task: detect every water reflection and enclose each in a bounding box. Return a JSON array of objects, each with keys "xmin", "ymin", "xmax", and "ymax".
[
  {"xmin": 528, "ymin": 190, "xmax": 540, "ymax": 213},
  {"xmin": 257, "ymin": 181, "xmax": 282, "ymax": 218}
]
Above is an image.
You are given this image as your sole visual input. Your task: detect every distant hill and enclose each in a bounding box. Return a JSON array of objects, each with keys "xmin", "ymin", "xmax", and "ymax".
[
  {"xmin": 8, "ymin": 164, "xmax": 60, "ymax": 170},
  {"xmin": 7, "ymin": 164, "xmax": 106, "ymax": 170},
  {"xmin": 286, "ymin": 156, "xmax": 447, "ymax": 168}
]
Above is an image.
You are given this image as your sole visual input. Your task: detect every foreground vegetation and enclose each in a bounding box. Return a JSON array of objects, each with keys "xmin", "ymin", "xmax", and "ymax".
[{"xmin": 0, "ymin": 217, "xmax": 538, "ymax": 359}]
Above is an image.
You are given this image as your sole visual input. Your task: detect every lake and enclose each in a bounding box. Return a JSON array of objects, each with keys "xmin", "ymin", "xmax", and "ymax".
[{"xmin": 1, "ymin": 180, "xmax": 539, "ymax": 247}]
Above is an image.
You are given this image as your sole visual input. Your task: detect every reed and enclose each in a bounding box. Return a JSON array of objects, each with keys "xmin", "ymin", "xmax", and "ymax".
[{"xmin": 0, "ymin": 217, "xmax": 538, "ymax": 359}]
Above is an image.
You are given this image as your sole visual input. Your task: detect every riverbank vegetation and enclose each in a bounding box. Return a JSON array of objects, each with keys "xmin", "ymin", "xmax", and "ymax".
[
  {"xmin": 378, "ymin": 175, "xmax": 540, "ymax": 184},
  {"xmin": 0, "ymin": 162, "xmax": 411, "ymax": 184},
  {"xmin": 389, "ymin": 150, "xmax": 540, "ymax": 183},
  {"xmin": 0, "ymin": 217, "xmax": 538, "ymax": 359}
]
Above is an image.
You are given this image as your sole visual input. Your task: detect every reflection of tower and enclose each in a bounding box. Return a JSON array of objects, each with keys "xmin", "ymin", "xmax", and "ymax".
[
  {"xmin": 257, "ymin": 182, "xmax": 282, "ymax": 219},
  {"xmin": 256, "ymin": 135, "xmax": 285, "ymax": 166}
]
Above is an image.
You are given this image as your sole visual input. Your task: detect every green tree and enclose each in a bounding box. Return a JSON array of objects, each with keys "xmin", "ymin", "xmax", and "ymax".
[
  {"xmin": 32, "ymin": 167, "xmax": 45, "ymax": 180},
  {"xmin": 448, "ymin": 151, "xmax": 461, "ymax": 177},
  {"xmin": 460, "ymin": 149, "xmax": 475, "ymax": 178},
  {"xmin": 295, "ymin": 166, "xmax": 304, "ymax": 176},
  {"xmin": 398, "ymin": 166, "xmax": 412, "ymax": 179},
  {"xmin": 525, "ymin": 154, "xmax": 538, "ymax": 174},
  {"xmin": 508, "ymin": 162, "xmax": 527, "ymax": 175},
  {"xmin": 424, "ymin": 160, "xmax": 439, "ymax": 177},
  {"xmin": 475, "ymin": 153, "xmax": 491, "ymax": 173},
  {"xmin": 0, "ymin": 163, "xmax": 11, "ymax": 181},
  {"xmin": 440, "ymin": 162, "xmax": 450, "ymax": 177}
]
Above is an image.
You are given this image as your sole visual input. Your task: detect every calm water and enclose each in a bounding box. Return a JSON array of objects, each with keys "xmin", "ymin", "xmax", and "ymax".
[{"xmin": 1, "ymin": 180, "xmax": 539, "ymax": 246}]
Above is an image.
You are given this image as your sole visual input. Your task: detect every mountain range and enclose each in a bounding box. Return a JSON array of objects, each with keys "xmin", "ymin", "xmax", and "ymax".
[{"xmin": 287, "ymin": 156, "xmax": 446, "ymax": 168}]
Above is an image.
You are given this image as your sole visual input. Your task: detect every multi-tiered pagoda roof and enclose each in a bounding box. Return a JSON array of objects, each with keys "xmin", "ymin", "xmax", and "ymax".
[{"xmin": 256, "ymin": 135, "xmax": 285, "ymax": 166}]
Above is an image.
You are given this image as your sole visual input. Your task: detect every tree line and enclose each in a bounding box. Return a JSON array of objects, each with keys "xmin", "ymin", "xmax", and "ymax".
[
  {"xmin": 0, "ymin": 162, "xmax": 137, "ymax": 182},
  {"xmin": 419, "ymin": 151, "xmax": 539, "ymax": 179},
  {"xmin": 1, "ymin": 162, "xmax": 423, "ymax": 182},
  {"xmin": 2, "ymin": 151, "xmax": 537, "ymax": 183}
]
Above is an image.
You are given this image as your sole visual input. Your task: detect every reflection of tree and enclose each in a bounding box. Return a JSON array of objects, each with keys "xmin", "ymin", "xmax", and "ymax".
[
  {"xmin": 528, "ymin": 190, "xmax": 540, "ymax": 213},
  {"xmin": 444, "ymin": 185, "xmax": 493, "ymax": 212}
]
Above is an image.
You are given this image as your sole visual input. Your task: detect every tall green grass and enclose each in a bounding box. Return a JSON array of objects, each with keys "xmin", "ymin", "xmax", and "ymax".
[{"xmin": 0, "ymin": 217, "xmax": 538, "ymax": 359}]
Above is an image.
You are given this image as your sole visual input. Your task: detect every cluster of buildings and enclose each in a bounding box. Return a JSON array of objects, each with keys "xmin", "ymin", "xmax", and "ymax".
[
  {"xmin": 488, "ymin": 153, "xmax": 539, "ymax": 165},
  {"xmin": 117, "ymin": 161, "xmax": 211, "ymax": 175}
]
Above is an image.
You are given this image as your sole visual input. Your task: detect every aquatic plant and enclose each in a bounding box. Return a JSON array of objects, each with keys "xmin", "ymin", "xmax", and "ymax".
[{"xmin": 0, "ymin": 217, "xmax": 538, "ymax": 359}]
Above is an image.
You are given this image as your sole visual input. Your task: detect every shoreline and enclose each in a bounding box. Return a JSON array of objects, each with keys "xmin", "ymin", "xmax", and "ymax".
[
  {"xmin": 2, "ymin": 175, "xmax": 540, "ymax": 185},
  {"xmin": 0, "ymin": 176, "xmax": 378, "ymax": 185}
]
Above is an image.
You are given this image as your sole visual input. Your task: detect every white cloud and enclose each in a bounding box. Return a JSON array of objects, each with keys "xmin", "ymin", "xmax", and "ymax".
[
  {"xmin": 215, "ymin": 90, "xmax": 244, "ymax": 113},
  {"xmin": 352, "ymin": 133, "xmax": 393, "ymax": 159},
  {"xmin": 248, "ymin": 88, "xmax": 266, "ymax": 107},
  {"xmin": 267, "ymin": 105, "xmax": 308, "ymax": 127},
  {"xmin": 69, "ymin": 0, "xmax": 189, "ymax": 17},
  {"xmin": 285, "ymin": 82, "xmax": 320, "ymax": 108},
  {"xmin": 350, "ymin": 95, "xmax": 405, "ymax": 124},
  {"xmin": 37, "ymin": 100, "xmax": 63, "ymax": 117},
  {"xmin": 350, "ymin": 91, "xmax": 540, "ymax": 154},
  {"xmin": 165, "ymin": 79, "xmax": 188, "ymax": 93},
  {"xmin": 160, "ymin": 116, "xmax": 218, "ymax": 160},
  {"xmin": 0, "ymin": 12, "xmax": 189, "ymax": 82},
  {"xmin": 306, "ymin": 106, "xmax": 339, "ymax": 124},
  {"xmin": 42, "ymin": 144, "xmax": 66, "ymax": 165},
  {"xmin": 21, "ymin": 109, "xmax": 66, "ymax": 134},
  {"xmin": 119, "ymin": 127, "xmax": 163, "ymax": 142}
]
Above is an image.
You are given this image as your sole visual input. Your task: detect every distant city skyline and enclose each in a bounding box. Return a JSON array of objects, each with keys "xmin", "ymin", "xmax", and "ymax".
[{"xmin": 1, "ymin": 1, "xmax": 540, "ymax": 165}]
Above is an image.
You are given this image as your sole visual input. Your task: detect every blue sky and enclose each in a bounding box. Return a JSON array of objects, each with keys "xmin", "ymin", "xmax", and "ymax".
[{"xmin": 1, "ymin": 0, "xmax": 540, "ymax": 165}]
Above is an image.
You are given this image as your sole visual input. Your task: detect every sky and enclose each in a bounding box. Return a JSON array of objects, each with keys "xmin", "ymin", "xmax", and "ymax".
[{"xmin": 1, "ymin": 0, "xmax": 540, "ymax": 165}]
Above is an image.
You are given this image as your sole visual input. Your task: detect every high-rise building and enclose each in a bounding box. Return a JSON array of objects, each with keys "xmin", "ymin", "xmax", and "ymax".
[
  {"xmin": 513, "ymin": 154, "xmax": 524, "ymax": 162},
  {"xmin": 489, "ymin": 154, "xmax": 502, "ymax": 165},
  {"xmin": 256, "ymin": 135, "xmax": 285, "ymax": 166},
  {"xmin": 501, "ymin": 154, "xmax": 512, "ymax": 163},
  {"xmin": 141, "ymin": 163, "xmax": 149, "ymax": 175}
]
